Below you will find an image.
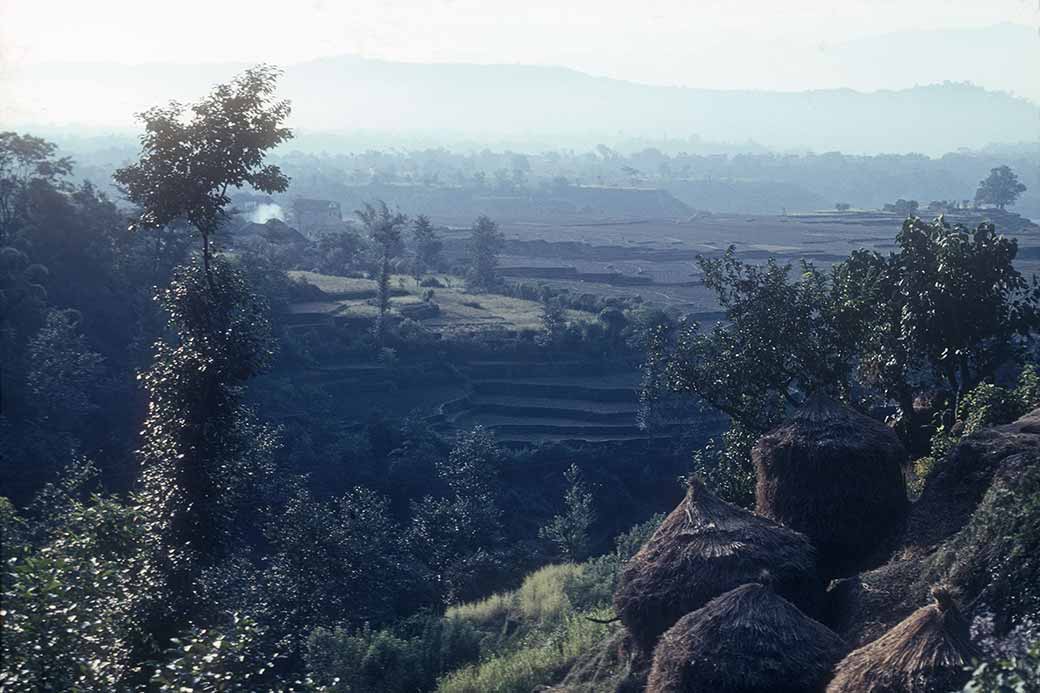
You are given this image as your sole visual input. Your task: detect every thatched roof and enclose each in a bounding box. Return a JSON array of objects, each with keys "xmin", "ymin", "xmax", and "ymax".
[
  {"xmin": 754, "ymin": 395, "xmax": 908, "ymax": 578},
  {"xmin": 826, "ymin": 587, "xmax": 981, "ymax": 693},
  {"xmin": 646, "ymin": 580, "xmax": 846, "ymax": 693},
  {"xmin": 613, "ymin": 478, "xmax": 820, "ymax": 650}
]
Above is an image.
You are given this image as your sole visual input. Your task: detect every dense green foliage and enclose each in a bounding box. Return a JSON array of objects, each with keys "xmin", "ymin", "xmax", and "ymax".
[
  {"xmin": 1, "ymin": 131, "xmax": 191, "ymax": 502},
  {"xmin": 0, "ymin": 132, "xmax": 73, "ymax": 241},
  {"xmin": 1, "ymin": 462, "xmax": 152, "ymax": 690},
  {"xmin": 647, "ymin": 215, "xmax": 1040, "ymax": 504}
]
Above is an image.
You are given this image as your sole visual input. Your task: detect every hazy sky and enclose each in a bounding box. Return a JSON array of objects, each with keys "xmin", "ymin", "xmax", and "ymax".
[{"xmin": 2, "ymin": 0, "xmax": 1037, "ymax": 89}]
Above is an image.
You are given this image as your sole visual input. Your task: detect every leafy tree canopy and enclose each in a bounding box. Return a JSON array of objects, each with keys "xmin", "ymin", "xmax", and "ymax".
[
  {"xmin": 0, "ymin": 132, "xmax": 73, "ymax": 240},
  {"xmin": 650, "ymin": 217, "xmax": 1040, "ymax": 447},
  {"xmin": 114, "ymin": 65, "xmax": 292, "ymax": 274},
  {"xmin": 467, "ymin": 215, "xmax": 505, "ymax": 291},
  {"xmin": 975, "ymin": 165, "xmax": 1027, "ymax": 210}
]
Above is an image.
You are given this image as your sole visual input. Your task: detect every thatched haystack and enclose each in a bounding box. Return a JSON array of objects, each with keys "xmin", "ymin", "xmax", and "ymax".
[
  {"xmin": 826, "ymin": 587, "xmax": 981, "ymax": 693},
  {"xmin": 829, "ymin": 410, "xmax": 1040, "ymax": 646},
  {"xmin": 613, "ymin": 478, "xmax": 820, "ymax": 650},
  {"xmin": 754, "ymin": 395, "xmax": 908, "ymax": 578},
  {"xmin": 549, "ymin": 630, "xmax": 651, "ymax": 693},
  {"xmin": 646, "ymin": 580, "xmax": 846, "ymax": 693}
]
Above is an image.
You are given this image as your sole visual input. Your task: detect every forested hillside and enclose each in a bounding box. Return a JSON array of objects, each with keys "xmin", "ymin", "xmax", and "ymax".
[{"xmin": 2, "ymin": 66, "xmax": 1039, "ymax": 692}]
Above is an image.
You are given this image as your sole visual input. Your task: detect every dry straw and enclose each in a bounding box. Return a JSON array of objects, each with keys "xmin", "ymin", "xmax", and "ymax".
[
  {"xmin": 613, "ymin": 477, "xmax": 820, "ymax": 649},
  {"xmin": 754, "ymin": 395, "xmax": 908, "ymax": 578},
  {"xmin": 827, "ymin": 586, "xmax": 982, "ymax": 693},
  {"xmin": 646, "ymin": 578, "xmax": 846, "ymax": 693}
]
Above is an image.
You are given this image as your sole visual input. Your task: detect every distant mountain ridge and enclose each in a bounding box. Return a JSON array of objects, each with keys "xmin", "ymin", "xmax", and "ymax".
[{"xmin": 4, "ymin": 53, "xmax": 1038, "ymax": 155}]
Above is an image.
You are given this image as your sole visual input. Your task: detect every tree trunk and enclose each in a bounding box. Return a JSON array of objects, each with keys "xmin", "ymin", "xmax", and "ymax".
[
  {"xmin": 202, "ymin": 231, "xmax": 214, "ymax": 290},
  {"xmin": 896, "ymin": 389, "xmax": 928, "ymax": 456},
  {"xmin": 202, "ymin": 232, "xmax": 210, "ymax": 271}
]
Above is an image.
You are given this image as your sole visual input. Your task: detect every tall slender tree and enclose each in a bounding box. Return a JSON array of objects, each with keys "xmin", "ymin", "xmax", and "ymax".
[
  {"xmin": 356, "ymin": 201, "xmax": 407, "ymax": 341},
  {"xmin": 114, "ymin": 65, "xmax": 292, "ymax": 285},
  {"xmin": 135, "ymin": 258, "xmax": 277, "ymax": 643}
]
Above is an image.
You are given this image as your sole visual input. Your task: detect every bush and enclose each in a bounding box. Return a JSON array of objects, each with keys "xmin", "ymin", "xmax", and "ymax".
[
  {"xmin": 412, "ymin": 615, "xmax": 483, "ymax": 685},
  {"xmin": 909, "ymin": 455, "xmax": 937, "ymax": 498},
  {"xmin": 306, "ymin": 616, "xmax": 483, "ymax": 693},
  {"xmin": 688, "ymin": 424, "xmax": 757, "ymax": 507},
  {"xmin": 959, "ymin": 383, "xmax": 1022, "ymax": 436},
  {"xmin": 151, "ymin": 613, "xmax": 292, "ymax": 692},
  {"xmin": 0, "ymin": 495, "xmax": 153, "ymax": 691},
  {"xmin": 1014, "ymin": 364, "xmax": 1040, "ymax": 412},
  {"xmin": 306, "ymin": 625, "xmax": 423, "ymax": 693},
  {"xmin": 563, "ymin": 512, "xmax": 665, "ymax": 612},
  {"xmin": 927, "ymin": 462, "xmax": 1040, "ymax": 631},
  {"xmin": 964, "ymin": 640, "xmax": 1040, "ymax": 692},
  {"xmin": 539, "ymin": 465, "xmax": 596, "ymax": 561},
  {"xmin": 913, "ymin": 368, "xmax": 1040, "ymax": 496}
]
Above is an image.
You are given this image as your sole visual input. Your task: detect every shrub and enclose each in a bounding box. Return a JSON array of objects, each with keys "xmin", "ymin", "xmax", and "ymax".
[
  {"xmin": 563, "ymin": 512, "xmax": 665, "ymax": 613},
  {"xmin": 959, "ymin": 383, "xmax": 1022, "ymax": 436},
  {"xmin": 1014, "ymin": 364, "xmax": 1040, "ymax": 412},
  {"xmin": 306, "ymin": 615, "xmax": 483, "ymax": 693},
  {"xmin": 412, "ymin": 615, "xmax": 483, "ymax": 685},
  {"xmin": 539, "ymin": 464, "xmax": 596, "ymax": 561},
  {"xmin": 0, "ymin": 495, "xmax": 153, "ymax": 691},
  {"xmin": 612, "ymin": 512, "xmax": 666, "ymax": 561},
  {"xmin": 688, "ymin": 424, "xmax": 757, "ymax": 507},
  {"xmin": 927, "ymin": 463, "xmax": 1040, "ymax": 631},
  {"xmin": 964, "ymin": 640, "xmax": 1040, "ymax": 692},
  {"xmin": 151, "ymin": 613, "xmax": 292, "ymax": 692},
  {"xmin": 909, "ymin": 456, "xmax": 938, "ymax": 498},
  {"xmin": 306, "ymin": 625, "xmax": 423, "ymax": 693},
  {"xmin": 911, "ymin": 428, "xmax": 960, "ymax": 497}
]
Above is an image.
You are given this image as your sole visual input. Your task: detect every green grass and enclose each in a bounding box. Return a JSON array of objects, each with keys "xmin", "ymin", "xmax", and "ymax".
[
  {"xmin": 435, "ymin": 564, "xmax": 619, "ymax": 693},
  {"xmin": 289, "ymin": 271, "xmax": 593, "ymax": 335},
  {"xmin": 446, "ymin": 563, "xmax": 585, "ymax": 630},
  {"xmin": 287, "ymin": 271, "xmax": 381, "ymax": 296},
  {"xmin": 445, "ymin": 591, "xmax": 513, "ymax": 630},
  {"xmin": 516, "ymin": 563, "xmax": 585, "ymax": 624},
  {"xmin": 436, "ymin": 608, "xmax": 616, "ymax": 693}
]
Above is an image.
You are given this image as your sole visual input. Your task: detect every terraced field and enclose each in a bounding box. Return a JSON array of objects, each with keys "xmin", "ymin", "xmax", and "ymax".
[
  {"xmin": 280, "ymin": 211, "xmax": 1037, "ymax": 443},
  {"xmin": 426, "ymin": 361, "xmax": 698, "ymax": 445},
  {"xmin": 259, "ymin": 351, "xmax": 704, "ymax": 445},
  {"xmin": 288, "ymin": 271, "xmax": 592, "ymax": 336}
]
